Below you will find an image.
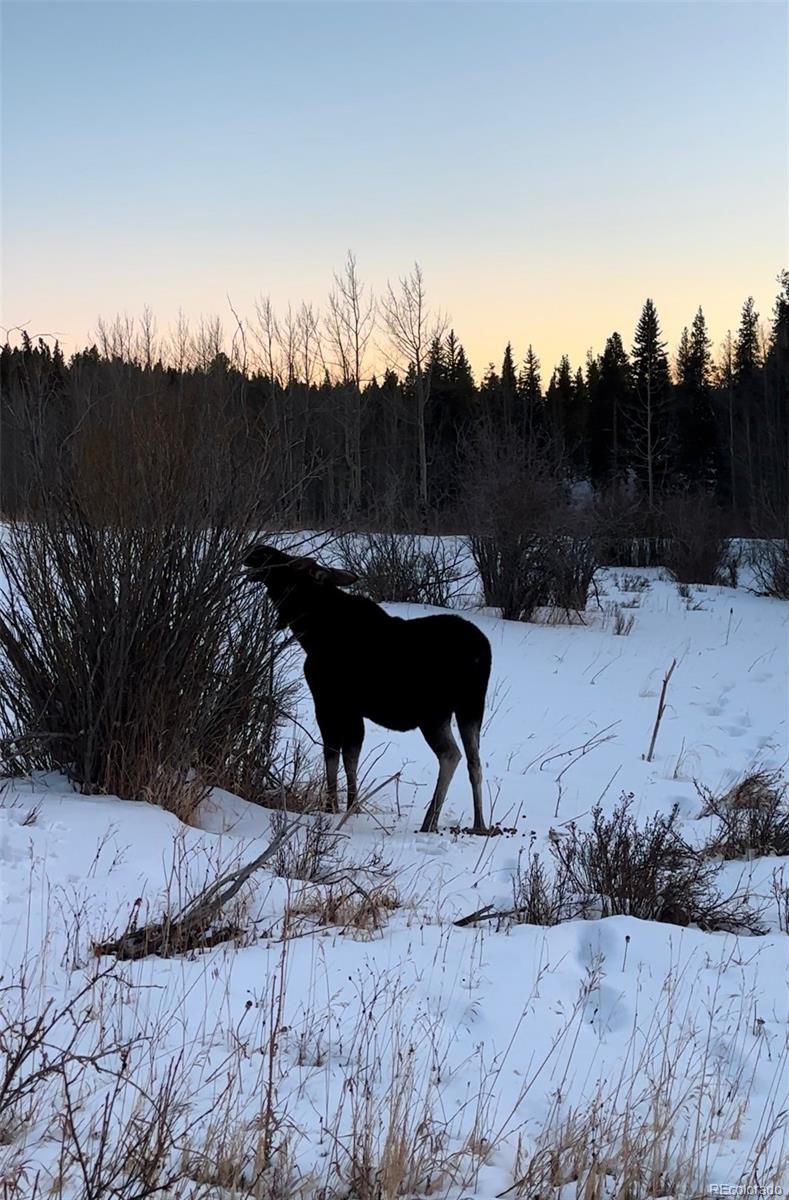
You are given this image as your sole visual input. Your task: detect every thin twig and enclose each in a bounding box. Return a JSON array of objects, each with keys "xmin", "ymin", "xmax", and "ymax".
[{"xmin": 645, "ymin": 658, "xmax": 677, "ymax": 763}]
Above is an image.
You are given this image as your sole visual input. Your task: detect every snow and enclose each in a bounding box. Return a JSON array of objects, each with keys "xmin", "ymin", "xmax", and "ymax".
[{"xmin": 1, "ymin": 568, "xmax": 788, "ymax": 1197}]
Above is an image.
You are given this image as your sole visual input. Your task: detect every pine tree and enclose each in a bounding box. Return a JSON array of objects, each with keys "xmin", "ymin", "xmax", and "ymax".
[
  {"xmin": 588, "ymin": 332, "xmax": 630, "ymax": 488},
  {"xmin": 519, "ymin": 344, "xmax": 542, "ymax": 452},
  {"xmin": 734, "ymin": 296, "xmax": 762, "ymax": 517},
  {"xmin": 566, "ymin": 365, "xmax": 589, "ymax": 473},
  {"xmin": 676, "ymin": 307, "xmax": 716, "ymax": 486},
  {"xmin": 425, "ymin": 330, "xmax": 476, "ymax": 509},
  {"xmin": 762, "ymin": 273, "xmax": 789, "ymax": 519},
  {"xmin": 716, "ymin": 331, "xmax": 737, "ymax": 508},
  {"xmin": 446, "ymin": 331, "xmax": 476, "ymax": 412},
  {"xmin": 544, "ymin": 355, "xmax": 574, "ymax": 457},
  {"xmin": 735, "ymin": 296, "xmax": 760, "ymax": 380},
  {"xmin": 500, "ymin": 342, "xmax": 518, "ymax": 433},
  {"xmin": 629, "ymin": 299, "xmax": 673, "ymax": 506},
  {"xmin": 479, "ymin": 362, "xmax": 501, "ymax": 433}
]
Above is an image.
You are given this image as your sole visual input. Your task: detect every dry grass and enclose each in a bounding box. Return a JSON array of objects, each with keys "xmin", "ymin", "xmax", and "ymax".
[
  {"xmin": 771, "ymin": 866, "xmax": 789, "ymax": 933},
  {"xmin": 3, "ymin": 918, "xmax": 787, "ymax": 1199},
  {"xmin": 698, "ymin": 769, "xmax": 789, "ymax": 860},
  {"xmin": 507, "ymin": 955, "xmax": 788, "ymax": 1199},
  {"xmin": 270, "ymin": 810, "xmax": 400, "ymax": 937},
  {"xmin": 91, "ymin": 823, "xmax": 299, "ymax": 961},
  {"xmin": 287, "ymin": 879, "xmax": 400, "ymax": 937}
]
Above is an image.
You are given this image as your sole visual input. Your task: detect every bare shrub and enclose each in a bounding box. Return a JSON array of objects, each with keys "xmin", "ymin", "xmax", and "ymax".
[
  {"xmin": 657, "ymin": 492, "xmax": 730, "ymax": 584},
  {"xmin": 470, "ymin": 529, "xmax": 553, "ymax": 621},
  {"xmin": 593, "ymin": 489, "xmax": 644, "ymax": 567},
  {"xmin": 334, "ymin": 531, "xmax": 466, "ymax": 607},
  {"xmin": 595, "ymin": 492, "xmax": 731, "ymax": 575},
  {"xmin": 592, "ymin": 490, "xmax": 669, "ymax": 568},
  {"xmin": 0, "ymin": 965, "xmax": 126, "ymax": 1144},
  {"xmin": 547, "ymin": 530, "xmax": 600, "ymax": 615},
  {"xmin": 0, "ymin": 392, "xmax": 295, "ymax": 817},
  {"xmin": 456, "ymin": 797, "xmax": 764, "ymax": 935},
  {"xmin": 270, "ymin": 810, "xmax": 345, "ymax": 882},
  {"xmin": 616, "ymin": 573, "xmax": 651, "ymax": 593},
  {"xmin": 551, "ymin": 796, "xmax": 766, "ymax": 933},
  {"xmin": 749, "ymin": 528, "xmax": 789, "ymax": 599},
  {"xmin": 604, "ymin": 602, "xmax": 635, "ymax": 636},
  {"xmin": 510, "ymin": 849, "xmax": 576, "ymax": 926},
  {"xmin": 466, "ymin": 445, "xmax": 599, "ymax": 620},
  {"xmin": 465, "ymin": 442, "xmax": 562, "ymax": 620},
  {"xmin": 697, "ymin": 770, "xmax": 789, "ymax": 859},
  {"xmin": 57, "ymin": 1055, "xmax": 193, "ymax": 1200}
]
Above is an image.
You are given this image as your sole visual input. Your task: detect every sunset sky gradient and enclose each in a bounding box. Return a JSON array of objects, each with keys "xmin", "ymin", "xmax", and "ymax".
[{"xmin": 2, "ymin": 0, "xmax": 786, "ymax": 377}]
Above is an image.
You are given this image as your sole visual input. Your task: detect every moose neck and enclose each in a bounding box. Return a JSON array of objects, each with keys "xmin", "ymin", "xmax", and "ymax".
[{"xmin": 265, "ymin": 572, "xmax": 338, "ymax": 652}]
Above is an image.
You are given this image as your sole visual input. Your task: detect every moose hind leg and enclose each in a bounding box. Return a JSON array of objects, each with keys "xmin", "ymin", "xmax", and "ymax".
[
  {"xmin": 457, "ymin": 718, "xmax": 488, "ymax": 835},
  {"xmin": 322, "ymin": 746, "xmax": 340, "ymax": 813},
  {"xmin": 419, "ymin": 718, "xmax": 461, "ymax": 833},
  {"xmin": 342, "ymin": 716, "xmax": 365, "ymax": 812}
]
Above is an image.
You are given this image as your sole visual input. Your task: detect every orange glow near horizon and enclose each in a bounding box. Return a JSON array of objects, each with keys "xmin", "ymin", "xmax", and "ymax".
[
  {"xmin": 4, "ymin": 258, "xmax": 782, "ymax": 385},
  {"xmin": 2, "ymin": 2, "xmax": 785, "ymax": 381}
]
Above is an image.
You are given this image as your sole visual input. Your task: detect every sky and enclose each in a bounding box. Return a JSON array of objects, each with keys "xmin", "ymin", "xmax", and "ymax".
[{"xmin": 1, "ymin": 0, "xmax": 787, "ymax": 379}]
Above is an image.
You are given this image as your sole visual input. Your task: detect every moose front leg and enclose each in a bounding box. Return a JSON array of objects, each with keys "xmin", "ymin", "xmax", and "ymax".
[{"xmin": 314, "ymin": 706, "xmax": 343, "ymax": 814}]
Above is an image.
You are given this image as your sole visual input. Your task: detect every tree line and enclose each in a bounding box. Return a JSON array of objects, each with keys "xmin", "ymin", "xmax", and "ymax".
[{"xmin": 1, "ymin": 258, "xmax": 786, "ymax": 531}]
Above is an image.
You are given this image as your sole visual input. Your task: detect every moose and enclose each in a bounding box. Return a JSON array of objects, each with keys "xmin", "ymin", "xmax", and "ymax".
[{"xmin": 243, "ymin": 544, "xmax": 492, "ymax": 834}]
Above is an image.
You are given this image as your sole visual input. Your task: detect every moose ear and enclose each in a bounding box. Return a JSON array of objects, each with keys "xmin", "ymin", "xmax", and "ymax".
[
  {"xmin": 295, "ymin": 557, "xmax": 359, "ymax": 588},
  {"xmin": 323, "ymin": 566, "xmax": 359, "ymax": 588}
]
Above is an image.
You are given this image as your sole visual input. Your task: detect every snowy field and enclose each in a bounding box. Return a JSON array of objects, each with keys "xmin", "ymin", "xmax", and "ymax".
[{"xmin": 1, "ymin": 564, "xmax": 788, "ymax": 1197}]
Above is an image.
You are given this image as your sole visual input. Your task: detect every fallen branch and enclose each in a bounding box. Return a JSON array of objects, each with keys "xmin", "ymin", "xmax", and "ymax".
[
  {"xmin": 93, "ymin": 818, "xmax": 301, "ymax": 961},
  {"xmin": 0, "ymin": 730, "xmax": 75, "ymax": 751},
  {"xmin": 454, "ymin": 904, "xmax": 516, "ymax": 928}
]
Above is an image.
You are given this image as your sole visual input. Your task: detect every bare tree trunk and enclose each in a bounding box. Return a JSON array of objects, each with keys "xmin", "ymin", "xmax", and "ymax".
[
  {"xmin": 646, "ymin": 368, "xmax": 654, "ymax": 510},
  {"xmin": 380, "ymin": 263, "xmax": 445, "ymax": 518},
  {"xmin": 324, "ymin": 253, "xmax": 375, "ymax": 514}
]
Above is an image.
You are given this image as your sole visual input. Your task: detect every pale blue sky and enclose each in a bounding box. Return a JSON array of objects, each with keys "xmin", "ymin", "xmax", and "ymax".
[{"xmin": 2, "ymin": 1, "xmax": 786, "ymax": 374}]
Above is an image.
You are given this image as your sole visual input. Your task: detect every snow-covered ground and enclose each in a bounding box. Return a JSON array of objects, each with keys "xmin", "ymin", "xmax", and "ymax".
[{"xmin": 1, "ymin": 568, "xmax": 788, "ymax": 1197}]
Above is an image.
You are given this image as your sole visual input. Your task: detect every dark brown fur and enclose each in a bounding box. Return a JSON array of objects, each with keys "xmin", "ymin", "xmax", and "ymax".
[{"xmin": 243, "ymin": 544, "xmax": 491, "ymax": 832}]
